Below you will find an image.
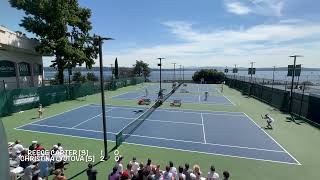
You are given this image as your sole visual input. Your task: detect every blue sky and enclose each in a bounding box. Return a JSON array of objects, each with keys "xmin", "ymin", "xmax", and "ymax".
[{"xmin": 1, "ymin": 0, "xmax": 320, "ymax": 68}]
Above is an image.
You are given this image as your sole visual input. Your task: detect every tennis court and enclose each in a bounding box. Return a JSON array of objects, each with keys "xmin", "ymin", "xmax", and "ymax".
[
  {"xmin": 112, "ymin": 92, "xmax": 234, "ymax": 106},
  {"xmin": 16, "ymin": 104, "xmax": 299, "ymax": 165},
  {"xmin": 144, "ymin": 83, "xmax": 219, "ymax": 93}
]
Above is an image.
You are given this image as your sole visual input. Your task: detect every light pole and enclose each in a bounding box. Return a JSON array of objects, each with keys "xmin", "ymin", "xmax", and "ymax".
[
  {"xmin": 157, "ymin": 58, "xmax": 165, "ymax": 95},
  {"xmin": 289, "ymin": 55, "xmax": 303, "ymax": 114},
  {"xmin": 182, "ymin": 66, "xmax": 185, "ymax": 82},
  {"xmin": 94, "ymin": 35, "xmax": 114, "ymax": 160},
  {"xmin": 172, "ymin": 63, "xmax": 176, "ymax": 82},
  {"xmin": 179, "ymin": 65, "xmax": 182, "ymax": 81},
  {"xmin": 250, "ymin": 62, "xmax": 255, "ymax": 83},
  {"xmin": 110, "ymin": 64, "xmax": 113, "ymax": 81},
  {"xmin": 272, "ymin": 66, "xmax": 276, "ymax": 90}
]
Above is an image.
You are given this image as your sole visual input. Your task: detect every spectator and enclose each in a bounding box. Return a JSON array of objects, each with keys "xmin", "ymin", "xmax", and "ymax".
[
  {"xmin": 29, "ymin": 141, "xmax": 37, "ymax": 151},
  {"xmin": 39, "ymin": 154, "xmax": 50, "ymax": 180},
  {"xmin": 57, "ymin": 143, "xmax": 63, "ymax": 151},
  {"xmin": 21, "ymin": 166, "xmax": 33, "ymax": 180},
  {"xmin": 53, "ymin": 169, "xmax": 67, "ymax": 180},
  {"xmin": 130, "ymin": 157, "xmax": 139, "ymax": 174},
  {"xmin": 35, "ymin": 143, "xmax": 45, "ymax": 151},
  {"xmin": 19, "ymin": 150, "xmax": 31, "ymax": 169},
  {"xmin": 183, "ymin": 163, "xmax": 193, "ymax": 180},
  {"xmin": 51, "ymin": 146, "xmax": 64, "ymax": 172},
  {"xmin": 154, "ymin": 165, "xmax": 162, "ymax": 180},
  {"xmin": 222, "ymin": 171, "xmax": 230, "ymax": 180},
  {"xmin": 192, "ymin": 165, "xmax": 202, "ymax": 180},
  {"xmin": 108, "ymin": 166, "xmax": 120, "ymax": 180},
  {"xmin": 163, "ymin": 165, "xmax": 173, "ymax": 180},
  {"xmin": 176, "ymin": 166, "xmax": 186, "ymax": 180},
  {"xmin": 87, "ymin": 163, "xmax": 98, "ymax": 180},
  {"xmin": 207, "ymin": 166, "xmax": 219, "ymax": 180},
  {"xmin": 12, "ymin": 140, "xmax": 24, "ymax": 157},
  {"xmin": 146, "ymin": 158, "xmax": 153, "ymax": 172},
  {"xmin": 115, "ymin": 156, "xmax": 124, "ymax": 174},
  {"xmin": 123, "ymin": 163, "xmax": 134, "ymax": 179},
  {"xmin": 137, "ymin": 163, "xmax": 144, "ymax": 180},
  {"xmin": 120, "ymin": 171, "xmax": 129, "ymax": 180},
  {"xmin": 169, "ymin": 161, "xmax": 177, "ymax": 177}
]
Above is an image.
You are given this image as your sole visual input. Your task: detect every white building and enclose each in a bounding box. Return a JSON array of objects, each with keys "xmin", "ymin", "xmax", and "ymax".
[{"xmin": 0, "ymin": 25, "xmax": 43, "ymax": 90}]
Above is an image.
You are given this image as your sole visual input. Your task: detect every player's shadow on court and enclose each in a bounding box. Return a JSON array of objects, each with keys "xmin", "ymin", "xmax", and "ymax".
[{"xmin": 285, "ymin": 115, "xmax": 305, "ymax": 125}]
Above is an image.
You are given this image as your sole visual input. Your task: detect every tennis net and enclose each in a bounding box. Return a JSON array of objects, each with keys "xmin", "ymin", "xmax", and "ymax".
[{"xmin": 115, "ymin": 82, "xmax": 183, "ymax": 147}]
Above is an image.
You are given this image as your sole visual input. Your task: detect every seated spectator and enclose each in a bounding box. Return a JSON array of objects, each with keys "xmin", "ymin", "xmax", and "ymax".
[
  {"xmin": 130, "ymin": 157, "xmax": 139, "ymax": 174},
  {"xmin": 176, "ymin": 166, "xmax": 186, "ymax": 180},
  {"xmin": 207, "ymin": 165, "xmax": 219, "ymax": 180},
  {"xmin": 169, "ymin": 161, "xmax": 177, "ymax": 177},
  {"xmin": 192, "ymin": 165, "xmax": 202, "ymax": 180},
  {"xmin": 51, "ymin": 147, "xmax": 64, "ymax": 172},
  {"xmin": 12, "ymin": 140, "xmax": 24, "ymax": 157},
  {"xmin": 53, "ymin": 169, "xmax": 67, "ymax": 180},
  {"xmin": 29, "ymin": 141, "xmax": 37, "ymax": 151},
  {"xmin": 20, "ymin": 166, "xmax": 33, "ymax": 180},
  {"xmin": 222, "ymin": 171, "xmax": 230, "ymax": 180},
  {"xmin": 19, "ymin": 150, "xmax": 31, "ymax": 169},
  {"xmin": 163, "ymin": 165, "xmax": 173, "ymax": 180},
  {"xmin": 154, "ymin": 165, "xmax": 162, "ymax": 180},
  {"xmin": 183, "ymin": 163, "xmax": 193, "ymax": 180},
  {"xmin": 86, "ymin": 163, "xmax": 98, "ymax": 180},
  {"xmin": 35, "ymin": 143, "xmax": 45, "ymax": 151},
  {"xmin": 57, "ymin": 143, "xmax": 63, "ymax": 151},
  {"xmin": 115, "ymin": 156, "xmax": 124, "ymax": 174},
  {"xmin": 146, "ymin": 158, "xmax": 153, "ymax": 172},
  {"xmin": 120, "ymin": 171, "xmax": 129, "ymax": 180},
  {"xmin": 39, "ymin": 154, "xmax": 50, "ymax": 180},
  {"xmin": 125, "ymin": 163, "xmax": 134, "ymax": 179},
  {"xmin": 108, "ymin": 166, "xmax": 120, "ymax": 180},
  {"xmin": 137, "ymin": 163, "xmax": 144, "ymax": 180}
]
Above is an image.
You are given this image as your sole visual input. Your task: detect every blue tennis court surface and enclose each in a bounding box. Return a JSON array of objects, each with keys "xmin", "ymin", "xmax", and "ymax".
[
  {"xmin": 16, "ymin": 104, "xmax": 299, "ymax": 165},
  {"xmin": 112, "ymin": 92, "xmax": 234, "ymax": 106},
  {"xmin": 144, "ymin": 83, "xmax": 219, "ymax": 93}
]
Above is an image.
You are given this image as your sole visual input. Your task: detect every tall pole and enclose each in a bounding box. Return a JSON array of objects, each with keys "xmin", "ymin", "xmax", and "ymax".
[
  {"xmin": 157, "ymin": 58, "xmax": 165, "ymax": 93},
  {"xmin": 182, "ymin": 66, "xmax": 185, "ymax": 82},
  {"xmin": 110, "ymin": 64, "xmax": 113, "ymax": 81},
  {"xmin": 96, "ymin": 36, "xmax": 113, "ymax": 160},
  {"xmin": 289, "ymin": 55, "xmax": 302, "ymax": 113},
  {"xmin": 272, "ymin": 66, "xmax": 276, "ymax": 90},
  {"xmin": 250, "ymin": 62, "xmax": 255, "ymax": 83},
  {"xmin": 179, "ymin": 65, "xmax": 182, "ymax": 81},
  {"xmin": 233, "ymin": 64, "xmax": 237, "ymax": 79},
  {"xmin": 172, "ymin": 63, "xmax": 176, "ymax": 82}
]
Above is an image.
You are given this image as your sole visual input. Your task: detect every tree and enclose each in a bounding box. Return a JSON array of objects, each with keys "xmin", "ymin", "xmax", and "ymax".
[
  {"xmin": 114, "ymin": 57, "xmax": 119, "ymax": 79},
  {"xmin": 72, "ymin": 71, "xmax": 86, "ymax": 83},
  {"xmin": 133, "ymin": 60, "xmax": 151, "ymax": 82},
  {"xmin": 10, "ymin": 0, "xmax": 98, "ymax": 84},
  {"xmin": 192, "ymin": 69, "xmax": 225, "ymax": 83},
  {"xmin": 86, "ymin": 72, "xmax": 98, "ymax": 82},
  {"xmin": 119, "ymin": 67, "xmax": 134, "ymax": 78}
]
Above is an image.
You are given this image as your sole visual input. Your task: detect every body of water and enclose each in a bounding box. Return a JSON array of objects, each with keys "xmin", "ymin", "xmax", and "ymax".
[{"xmin": 44, "ymin": 69, "xmax": 320, "ymax": 84}]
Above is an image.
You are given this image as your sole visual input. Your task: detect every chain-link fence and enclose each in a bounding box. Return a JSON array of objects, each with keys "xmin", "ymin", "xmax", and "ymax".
[
  {"xmin": 0, "ymin": 77, "xmax": 144, "ymax": 117},
  {"xmin": 226, "ymin": 75, "xmax": 320, "ymax": 125}
]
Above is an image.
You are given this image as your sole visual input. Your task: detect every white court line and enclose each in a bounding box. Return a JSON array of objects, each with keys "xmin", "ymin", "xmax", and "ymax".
[
  {"xmin": 90, "ymin": 104, "xmax": 245, "ymax": 116},
  {"xmin": 223, "ymin": 95, "xmax": 236, "ymax": 106},
  {"xmin": 111, "ymin": 91, "xmax": 130, "ymax": 98},
  {"xmin": 72, "ymin": 108, "xmax": 114, "ymax": 128},
  {"xmin": 15, "ymin": 126, "xmax": 299, "ymax": 165},
  {"xmin": 110, "ymin": 116, "xmax": 203, "ymax": 126},
  {"xmin": 20, "ymin": 123, "xmax": 284, "ymax": 153},
  {"xmin": 243, "ymin": 113, "xmax": 302, "ymax": 165},
  {"xmin": 200, "ymin": 113, "xmax": 207, "ymax": 144},
  {"xmin": 15, "ymin": 104, "xmax": 92, "ymax": 129}
]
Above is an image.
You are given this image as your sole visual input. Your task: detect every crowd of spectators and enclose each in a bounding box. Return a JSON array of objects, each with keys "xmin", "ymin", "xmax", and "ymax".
[
  {"xmin": 107, "ymin": 156, "xmax": 230, "ymax": 180},
  {"xmin": 8, "ymin": 139, "xmax": 67, "ymax": 180}
]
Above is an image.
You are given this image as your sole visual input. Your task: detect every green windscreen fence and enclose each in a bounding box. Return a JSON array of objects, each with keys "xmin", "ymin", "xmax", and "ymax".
[
  {"xmin": 226, "ymin": 77, "xmax": 320, "ymax": 126},
  {"xmin": 0, "ymin": 77, "xmax": 144, "ymax": 117}
]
